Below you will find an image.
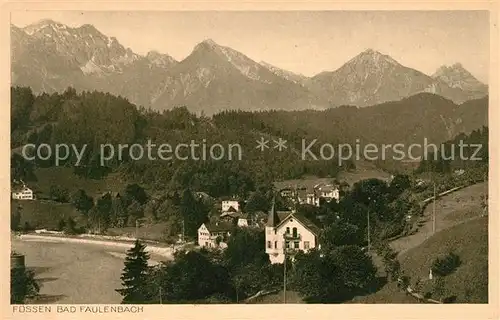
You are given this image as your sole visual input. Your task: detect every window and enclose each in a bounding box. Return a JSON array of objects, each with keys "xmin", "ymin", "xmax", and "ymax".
[
  {"xmin": 274, "ymin": 241, "xmax": 277, "ymax": 249},
  {"xmin": 286, "ymin": 241, "xmax": 290, "ymax": 249},
  {"xmin": 304, "ymin": 241, "xmax": 310, "ymax": 249},
  {"xmin": 292, "ymin": 227, "xmax": 298, "ymax": 237},
  {"xmin": 267, "ymin": 241, "xmax": 272, "ymax": 249},
  {"xmin": 286, "ymin": 227, "xmax": 290, "ymax": 234},
  {"xmin": 294, "ymin": 241, "xmax": 299, "ymax": 249}
]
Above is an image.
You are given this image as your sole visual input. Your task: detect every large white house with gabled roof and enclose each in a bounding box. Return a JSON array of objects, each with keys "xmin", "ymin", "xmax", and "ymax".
[{"xmin": 264, "ymin": 201, "xmax": 321, "ymax": 264}]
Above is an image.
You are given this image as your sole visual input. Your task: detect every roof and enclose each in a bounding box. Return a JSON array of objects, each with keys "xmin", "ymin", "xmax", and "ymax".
[
  {"xmin": 195, "ymin": 191, "xmax": 213, "ymax": 199},
  {"xmin": 204, "ymin": 222, "xmax": 233, "ymax": 232},
  {"xmin": 275, "ymin": 212, "xmax": 321, "ymax": 236},
  {"xmin": 220, "ymin": 212, "xmax": 242, "ymax": 219},
  {"xmin": 12, "ymin": 186, "xmax": 31, "ymax": 193},
  {"xmin": 101, "ymin": 191, "xmax": 120, "ymax": 198}
]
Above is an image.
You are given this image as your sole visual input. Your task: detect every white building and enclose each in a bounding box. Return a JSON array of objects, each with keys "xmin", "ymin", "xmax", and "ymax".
[
  {"xmin": 237, "ymin": 218, "xmax": 248, "ymax": 227},
  {"xmin": 198, "ymin": 222, "xmax": 233, "ymax": 249},
  {"xmin": 221, "ymin": 200, "xmax": 240, "ymax": 212},
  {"xmin": 318, "ymin": 185, "xmax": 340, "ymax": 203},
  {"xmin": 306, "ymin": 193, "xmax": 320, "ymax": 206},
  {"xmin": 265, "ymin": 203, "xmax": 320, "ymax": 264},
  {"xmin": 12, "ymin": 186, "xmax": 34, "ymax": 200}
]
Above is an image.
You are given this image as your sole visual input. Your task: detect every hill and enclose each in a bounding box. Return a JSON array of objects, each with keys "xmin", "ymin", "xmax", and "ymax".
[
  {"xmin": 352, "ymin": 182, "xmax": 488, "ymax": 303},
  {"xmin": 354, "ymin": 216, "xmax": 488, "ymax": 303},
  {"xmin": 11, "ymin": 87, "xmax": 488, "ymax": 196}
]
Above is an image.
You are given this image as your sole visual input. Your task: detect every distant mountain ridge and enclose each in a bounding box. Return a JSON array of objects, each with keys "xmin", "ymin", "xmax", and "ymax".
[
  {"xmin": 259, "ymin": 61, "xmax": 308, "ymax": 85},
  {"xmin": 11, "ymin": 20, "xmax": 488, "ymax": 113},
  {"xmin": 308, "ymin": 49, "xmax": 487, "ymax": 107},
  {"xmin": 432, "ymin": 63, "xmax": 488, "ymax": 94}
]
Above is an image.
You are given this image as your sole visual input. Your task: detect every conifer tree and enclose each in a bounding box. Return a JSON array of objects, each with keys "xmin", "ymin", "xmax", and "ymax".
[{"xmin": 116, "ymin": 240, "xmax": 151, "ymax": 303}]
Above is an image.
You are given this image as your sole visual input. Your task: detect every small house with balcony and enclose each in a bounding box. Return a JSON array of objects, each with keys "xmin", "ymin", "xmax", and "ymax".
[{"xmin": 264, "ymin": 201, "xmax": 321, "ymax": 264}]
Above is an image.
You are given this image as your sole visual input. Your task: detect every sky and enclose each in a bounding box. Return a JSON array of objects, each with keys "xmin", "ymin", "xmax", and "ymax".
[{"xmin": 11, "ymin": 11, "xmax": 490, "ymax": 83}]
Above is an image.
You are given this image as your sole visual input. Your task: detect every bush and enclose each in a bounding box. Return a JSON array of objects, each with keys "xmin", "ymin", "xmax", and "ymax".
[
  {"xmin": 11, "ymin": 267, "xmax": 40, "ymax": 303},
  {"xmin": 431, "ymin": 251, "xmax": 461, "ymax": 277}
]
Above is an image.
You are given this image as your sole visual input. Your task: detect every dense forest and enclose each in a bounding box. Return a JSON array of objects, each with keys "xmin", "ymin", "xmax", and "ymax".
[
  {"xmin": 10, "ymin": 86, "xmax": 488, "ymax": 237},
  {"xmin": 11, "ymin": 86, "xmax": 354, "ymax": 198},
  {"xmin": 416, "ymin": 126, "xmax": 488, "ymax": 173}
]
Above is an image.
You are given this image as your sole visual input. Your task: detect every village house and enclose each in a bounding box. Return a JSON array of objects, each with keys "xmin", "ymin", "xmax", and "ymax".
[
  {"xmin": 221, "ymin": 199, "xmax": 240, "ymax": 213},
  {"xmin": 197, "ymin": 222, "xmax": 233, "ymax": 249},
  {"xmin": 281, "ymin": 184, "xmax": 340, "ymax": 208},
  {"xmin": 306, "ymin": 192, "xmax": 320, "ymax": 206},
  {"xmin": 11, "ymin": 185, "xmax": 34, "ymax": 200},
  {"xmin": 219, "ymin": 211, "xmax": 242, "ymax": 223},
  {"xmin": 279, "ymin": 187, "xmax": 295, "ymax": 198},
  {"xmin": 317, "ymin": 184, "xmax": 340, "ymax": 203},
  {"xmin": 219, "ymin": 211, "xmax": 263, "ymax": 228},
  {"xmin": 265, "ymin": 202, "xmax": 321, "ymax": 264}
]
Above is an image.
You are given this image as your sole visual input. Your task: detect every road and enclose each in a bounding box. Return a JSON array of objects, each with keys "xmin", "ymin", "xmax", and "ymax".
[{"xmin": 12, "ymin": 237, "xmax": 167, "ymax": 304}]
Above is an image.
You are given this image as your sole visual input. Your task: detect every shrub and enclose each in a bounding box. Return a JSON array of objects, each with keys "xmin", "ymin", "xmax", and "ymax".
[{"xmin": 431, "ymin": 251, "xmax": 461, "ymax": 277}]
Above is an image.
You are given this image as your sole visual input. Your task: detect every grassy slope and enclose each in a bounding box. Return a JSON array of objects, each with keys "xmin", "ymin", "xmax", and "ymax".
[
  {"xmin": 12, "ymin": 167, "xmax": 129, "ymax": 230},
  {"xmin": 12, "ymin": 199, "xmax": 81, "ymax": 230},
  {"xmin": 30, "ymin": 167, "xmax": 127, "ymax": 199},
  {"xmin": 391, "ymin": 182, "xmax": 486, "ymax": 255},
  {"xmin": 400, "ymin": 216, "xmax": 488, "ymax": 303},
  {"xmin": 353, "ymin": 216, "xmax": 488, "ymax": 303},
  {"xmin": 274, "ymin": 160, "xmax": 391, "ymax": 190}
]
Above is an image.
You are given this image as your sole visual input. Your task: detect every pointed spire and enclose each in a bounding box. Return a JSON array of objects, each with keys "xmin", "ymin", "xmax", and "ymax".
[{"xmin": 267, "ymin": 196, "xmax": 279, "ymax": 227}]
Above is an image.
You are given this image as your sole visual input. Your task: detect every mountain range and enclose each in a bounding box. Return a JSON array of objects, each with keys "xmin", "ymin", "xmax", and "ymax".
[{"xmin": 11, "ymin": 19, "xmax": 488, "ymax": 114}]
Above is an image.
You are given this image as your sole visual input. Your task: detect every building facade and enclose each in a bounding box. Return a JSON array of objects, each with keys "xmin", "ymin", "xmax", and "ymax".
[
  {"xmin": 318, "ymin": 185, "xmax": 340, "ymax": 203},
  {"xmin": 12, "ymin": 187, "xmax": 34, "ymax": 200},
  {"xmin": 198, "ymin": 222, "xmax": 232, "ymax": 249},
  {"xmin": 221, "ymin": 200, "xmax": 240, "ymax": 212},
  {"xmin": 265, "ymin": 203, "xmax": 320, "ymax": 264}
]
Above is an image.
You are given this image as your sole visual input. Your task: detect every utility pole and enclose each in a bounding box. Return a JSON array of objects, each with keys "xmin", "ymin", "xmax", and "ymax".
[
  {"xmin": 181, "ymin": 219, "xmax": 185, "ymax": 243},
  {"xmin": 432, "ymin": 182, "xmax": 436, "ymax": 234},
  {"xmin": 159, "ymin": 286, "xmax": 162, "ymax": 304},
  {"xmin": 283, "ymin": 250, "xmax": 287, "ymax": 304},
  {"xmin": 367, "ymin": 208, "xmax": 370, "ymax": 252},
  {"xmin": 367, "ymin": 194, "xmax": 372, "ymax": 253},
  {"xmin": 135, "ymin": 219, "xmax": 140, "ymax": 239}
]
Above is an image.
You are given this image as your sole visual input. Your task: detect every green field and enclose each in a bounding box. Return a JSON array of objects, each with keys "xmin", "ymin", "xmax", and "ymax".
[
  {"xmin": 30, "ymin": 167, "xmax": 128, "ymax": 199},
  {"xmin": 12, "ymin": 199, "xmax": 82, "ymax": 230},
  {"xmin": 106, "ymin": 222, "xmax": 174, "ymax": 242},
  {"xmin": 274, "ymin": 160, "xmax": 392, "ymax": 191},
  {"xmin": 337, "ymin": 159, "xmax": 393, "ymax": 186}
]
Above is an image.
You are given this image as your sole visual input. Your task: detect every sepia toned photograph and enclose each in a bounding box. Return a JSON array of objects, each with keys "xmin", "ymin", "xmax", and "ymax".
[{"xmin": 8, "ymin": 9, "xmax": 490, "ymax": 308}]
